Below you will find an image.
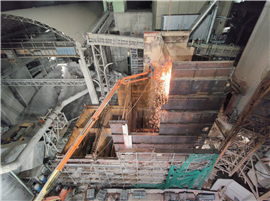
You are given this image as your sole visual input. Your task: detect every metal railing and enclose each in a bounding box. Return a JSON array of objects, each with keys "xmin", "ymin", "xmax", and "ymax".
[{"xmin": 87, "ymin": 34, "xmax": 144, "ymax": 49}]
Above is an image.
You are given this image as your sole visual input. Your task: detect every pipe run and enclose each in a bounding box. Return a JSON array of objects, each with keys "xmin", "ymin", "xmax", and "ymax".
[
  {"xmin": 206, "ymin": 3, "xmax": 219, "ymax": 43},
  {"xmin": 0, "ymin": 89, "xmax": 88, "ymax": 175},
  {"xmin": 189, "ymin": 0, "xmax": 217, "ymax": 34},
  {"xmin": 9, "ymin": 171, "xmax": 34, "ymax": 196}
]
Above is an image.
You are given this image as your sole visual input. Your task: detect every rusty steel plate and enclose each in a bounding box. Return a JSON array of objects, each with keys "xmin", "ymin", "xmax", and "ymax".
[
  {"xmin": 114, "ymin": 143, "xmax": 200, "ymax": 150},
  {"xmin": 169, "ymin": 80, "xmax": 229, "ymax": 95},
  {"xmin": 112, "ymin": 134, "xmax": 206, "ymax": 144},
  {"xmin": 159, "ymin": 123, "xmax": 212, "ymax": 135},
  {"xmin": 160, "ymin": 110, "xmax": 218, "ymax": 123},
  {"xmin": 109, "ymin": 120, "xmax": 128, "ymax": 134},
  {"xmin": 162, "ymin": 96, "xmax": 225, "ymax": 110}
]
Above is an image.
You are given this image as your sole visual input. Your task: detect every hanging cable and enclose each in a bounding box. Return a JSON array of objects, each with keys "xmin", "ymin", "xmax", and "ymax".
[
  {"xmin": 96, "ymin": 138, "xmax": 113, "ymax": 157},
  {"xmin": 167, "ymin": 0, "xmax": 172, "ymax": 32},
  {"xmin": 125, "ymin": 80, "xmax": 151, "ymax": 119}
]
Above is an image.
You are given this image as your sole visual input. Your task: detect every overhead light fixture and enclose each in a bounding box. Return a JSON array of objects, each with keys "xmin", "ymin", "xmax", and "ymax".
[{"xmin": 44, "ymin": 29, "xmax": 50, "ymax": 33}]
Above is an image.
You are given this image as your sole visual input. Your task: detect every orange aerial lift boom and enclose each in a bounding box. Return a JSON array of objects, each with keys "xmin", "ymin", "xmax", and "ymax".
[{"xmin": 34, "ymin": 69, "xmax": 154, "ymax": 201}]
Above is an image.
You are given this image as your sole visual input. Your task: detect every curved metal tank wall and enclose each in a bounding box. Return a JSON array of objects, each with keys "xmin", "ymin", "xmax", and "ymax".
[
  {"xmin": 231, "ymin": 1, "xmax": 269, "ymax": 115},
  {"xmin": 1, "ymin": 173, "xmax": 33, "ymax": 200},
  {"xmin": 3, "ymin": 2, "xmax": 104, "ymax": 44}
]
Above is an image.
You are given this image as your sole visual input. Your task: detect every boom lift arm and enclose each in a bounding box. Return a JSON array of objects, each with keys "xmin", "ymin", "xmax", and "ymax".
[{"xmin": 34, "ymin": 70, "xmax": 153, "ymax": 201}]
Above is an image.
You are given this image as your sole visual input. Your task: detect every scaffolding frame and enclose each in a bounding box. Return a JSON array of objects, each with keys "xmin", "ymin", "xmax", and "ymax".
[
  {"xmin": 43, "ymin": 112, "xmax": 69, "ymax": 157},
  {"xmin": 47, "ymin": 152, "xmax": 219, "ymax": 187}
]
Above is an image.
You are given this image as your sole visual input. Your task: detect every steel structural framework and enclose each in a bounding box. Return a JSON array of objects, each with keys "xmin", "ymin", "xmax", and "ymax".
[
  {"xmin": 47, "ymin": 152, "xmax": 216, "ymax": 187},
  {"xmin": 87, "ymin": 33, "xmax": 144, "ymax": 49},
  {"xmin": 89, "ymin": 11, "xmax": 115, "ymax": 98},
  {"xmin": 91, "ymin": 11, "xmax": 114, "ymax": 34},
  {"xmin": 194, "ymin": 43, "xmax": 241, "ymax": 58},
  {"xmin": 28, "ymin": 58, "xmax": 68, "ymax": 76},
  {"xmin": 1, "ymin": 79, "xmax": 86, "ymax": 86},
  {"xmin": 215, "ymin": 79, "xmax": 270, "ymax": 199},
  {"xmin": 1, "ymin": 41, "xmax": 76, "ymax": 50},
  {"xmin": 43, "ymin": 112, "xmax": 69, "ymax": 157},
  {"xmin": 91, "ymin": 45, "xmax": 107, "ymax": 98},
  {"xmin": 87, "ymin": 34, "xmax": 241, "ymax": 56},
  {"xmin": 130, "ymin": 49, "xmax": 143, "ymax": 75},
  {"xmin": 1, "ymin": 41, "xmax": 78, "ymax": 58},
  {"xmin": 1, "ymin": 14, "xmax": 75, "ymax": 43}
]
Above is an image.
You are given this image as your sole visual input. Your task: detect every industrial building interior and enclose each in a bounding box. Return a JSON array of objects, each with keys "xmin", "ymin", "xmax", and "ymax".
[{"xmin": 0, "ymin": 0, "xmax": 269, "ymax": 200}]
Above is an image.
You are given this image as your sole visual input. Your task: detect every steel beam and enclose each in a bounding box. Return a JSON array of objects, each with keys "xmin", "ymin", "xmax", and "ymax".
[
  {"xmin": 91, "ymin": 11, "xmax": 113, "ymax": 34},
  {"xmin": 194, "ymin": 43, "xmax": 241, "ymax": 58},
  {"xmin": 189, "ymin": 0, "xmax": 217, "ymax": 33},
  {"xmin": 77, "ymin": 47, "xmax": 99, "ymax": 104},
  {"xmin": 1, "ymin": 41, "xmax": 75, "ymax": 50},
  {"xmin": 1, "ymin": 41, "xmax": 78, "ymax": 58},
  {"xmin": 229, "ymin": 131, "xmax": 270, "ymax": 176},
  {"xmin": 1, "ymin": 79, "xmax": 86, "ymax": 86},
  {"xmin": 87, "ymin": 33, "xmax": 144, "ymax": 49}
]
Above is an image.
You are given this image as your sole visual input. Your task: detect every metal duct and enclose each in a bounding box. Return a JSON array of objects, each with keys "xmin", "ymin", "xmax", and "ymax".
[
  {"xmin": 0, "ymin": 89, "xmax": 88, "ymax": 174},
  {"xmin": 1, "ymin": 173, "xmax": 34, "ymax": 200},
  {"xmin": 189, "ymin": 0, "xmax": 217, "ymax": 34}
]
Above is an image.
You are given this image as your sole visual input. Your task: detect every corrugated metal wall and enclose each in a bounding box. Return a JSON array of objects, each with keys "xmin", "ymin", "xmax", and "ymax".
[
  {"xmin": 233, "ymin": 1, "xmax": 270, "ymax": 115},
  {"xmin": 161, "ymin": 14, "xmax": 211, "ymax": 40},
  {"xmin": 153, "ymin": 1, "xmax": 232, "ymax": 31}
]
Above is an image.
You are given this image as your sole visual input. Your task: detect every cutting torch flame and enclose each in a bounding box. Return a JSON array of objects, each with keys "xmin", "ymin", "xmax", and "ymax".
[
  {"xmin": 159, "ymin": 60, "xmax": 172, "ymax": 96},
  {"xmin": 150, "ymin": 59, "xmax": 172, "ymax": 96},
  {"xmin": 160, "ymin": 69, "xmax": 171, "ymax": 96}
]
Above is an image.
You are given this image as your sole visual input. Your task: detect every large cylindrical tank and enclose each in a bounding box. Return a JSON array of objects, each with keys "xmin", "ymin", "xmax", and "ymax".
[{"xmin": 1, "ymin": 173, "xmax": 33, "ymax": 200}]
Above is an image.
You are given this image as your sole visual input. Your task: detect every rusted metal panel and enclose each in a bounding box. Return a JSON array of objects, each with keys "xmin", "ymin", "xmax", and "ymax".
[
  {"xmin": 160, "ymin": 61, "xmax": 233, "ymax": 139},
  {"xmin": 160, "ymin": 110, "xmax": 218, "ymax": 123},
  {"xmin": 171, "ymin": 61, "xmax": 234, "ymax": 78},
  {"xmin": 159, "ymin": 123, "xmax": 212, "ymax": 135},
  {"xmin": 116, "ymin": 148, "xmax": 219, "ymax": 154},
  {"xmin": 172, "ymin": 61, "xmax": 233, "ymax": 69},
  {"xmin": 171, "ymin": 68, "xmax": 233, "ymax": 78},
  {"xmin": 170, "ymin": 80, "xmax": 229, "ymax": 95},
  {"xmin": 112, "ymin": 134, "xmax": 206, "ymax": 144},
  {"xmin": 114, "ymin": 143, "xmax": 199, "ymax": 150},
  {"xmin": 109, "ymin": 120, "xmax": 128, "ymax": 134},
  {"xmin": 162, "ymin": 96, "xmax": 225, "ymax": 110}
]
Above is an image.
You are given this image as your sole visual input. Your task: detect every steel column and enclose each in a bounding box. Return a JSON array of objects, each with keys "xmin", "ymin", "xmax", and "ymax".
[{"xmin": 77, "ymin": 47, "xmax": 99, "ymax": 104}]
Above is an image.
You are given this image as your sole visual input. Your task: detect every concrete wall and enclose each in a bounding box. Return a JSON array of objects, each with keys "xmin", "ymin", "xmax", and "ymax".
[
  {"xmin": 109, "ymin": 12, "xmax": 152, "ymax": 74},
  {"xmin": 153, "ymin": 1, "xmax": 233, "ymax": 33},
  {"xmin": 112, "ymin": 12, "xmax": 152, "ymax": 37},
  {"xmin": 110, "ymin": 47, "xmax": 129, "ymax": 74}
]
